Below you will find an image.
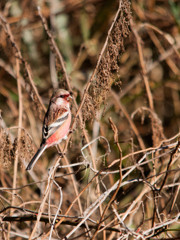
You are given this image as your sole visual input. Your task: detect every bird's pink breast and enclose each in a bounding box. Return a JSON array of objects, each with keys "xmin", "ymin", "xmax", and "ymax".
[{"xmin": 46, "ymin": 112, "xmax": 71, "ymax": 147}]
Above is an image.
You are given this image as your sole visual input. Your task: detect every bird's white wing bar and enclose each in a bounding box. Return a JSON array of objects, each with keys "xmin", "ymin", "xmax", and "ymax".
[{"xmin": 43, "ymin": 111, "xmax": 69, "ymax": 139}]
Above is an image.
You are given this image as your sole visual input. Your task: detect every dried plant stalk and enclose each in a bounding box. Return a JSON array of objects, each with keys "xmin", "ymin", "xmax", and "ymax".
[{"xmin": 82, "ymin": 0, "xmax": 131, "ymax": 121}]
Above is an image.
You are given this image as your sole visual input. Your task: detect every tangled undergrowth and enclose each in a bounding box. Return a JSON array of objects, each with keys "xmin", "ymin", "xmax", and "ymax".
[{"xmin": 0, "ymin": 0, "xmax": 180, "ymax": 239}]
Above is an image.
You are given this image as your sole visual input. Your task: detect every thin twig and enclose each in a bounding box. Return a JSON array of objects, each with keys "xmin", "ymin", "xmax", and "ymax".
[
  {"xmin": 130, "ymin": 19, "xmax": 154, "ymax": 111},
  {"xmin": 9, "ymin": 54, "xmax": 22, "ymax": 239},
  {"xmin": 159, "ymin": 139, "xmax": 180, "ymax": 192},
  {"xmin": 111, "ymin": 90, "xmax": 146, "ymax": 150}
]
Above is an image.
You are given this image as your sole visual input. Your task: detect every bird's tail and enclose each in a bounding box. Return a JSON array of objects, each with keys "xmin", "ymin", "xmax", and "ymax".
[{"xmin": 26, "ymin": 144, "xmax": 47, "ymax": 170}]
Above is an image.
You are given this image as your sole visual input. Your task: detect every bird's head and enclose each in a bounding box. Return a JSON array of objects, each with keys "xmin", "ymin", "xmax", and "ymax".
[{"xmin": 51, "ymin": 89, "xmax": 72, "ymax": 106}]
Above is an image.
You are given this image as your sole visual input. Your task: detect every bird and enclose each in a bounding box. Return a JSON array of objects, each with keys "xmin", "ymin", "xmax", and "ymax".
[{"xmin": 26, "ymin": 89, "xmax": 72, "ymax": 170}]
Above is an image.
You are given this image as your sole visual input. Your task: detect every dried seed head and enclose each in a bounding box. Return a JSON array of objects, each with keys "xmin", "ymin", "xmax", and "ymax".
[{"xmin": 82, "ymin": 0, "xmax": 131, "ymax": 122}]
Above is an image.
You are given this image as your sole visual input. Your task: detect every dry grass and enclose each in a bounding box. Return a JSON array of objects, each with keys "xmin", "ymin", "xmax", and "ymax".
[{"xmin": 0, "ymin": 0, "xmax": 180, "ymax": 239}]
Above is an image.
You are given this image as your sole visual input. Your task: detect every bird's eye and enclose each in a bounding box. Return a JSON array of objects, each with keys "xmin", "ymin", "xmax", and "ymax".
[{"xmin": 60, "ymin": 95, "xmax": 64, "ymax": 98}]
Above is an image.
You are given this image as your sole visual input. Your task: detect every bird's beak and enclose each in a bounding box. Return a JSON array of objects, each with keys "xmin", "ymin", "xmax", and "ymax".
[{"xmin": 67, "ymin": 95, "xmax": 73, "ymax": 101}]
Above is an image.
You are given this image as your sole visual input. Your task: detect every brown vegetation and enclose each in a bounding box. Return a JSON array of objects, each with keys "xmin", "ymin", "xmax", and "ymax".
[{"xmin": 0, "ymin": 0, "xmax": 180, "ymax": 239}]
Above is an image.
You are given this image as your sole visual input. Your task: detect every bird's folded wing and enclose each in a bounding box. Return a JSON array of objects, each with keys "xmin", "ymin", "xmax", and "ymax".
[{"xmin": 43, "ymin": 108, "xmax": 69, "ymax": 139}]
